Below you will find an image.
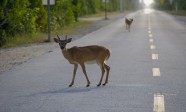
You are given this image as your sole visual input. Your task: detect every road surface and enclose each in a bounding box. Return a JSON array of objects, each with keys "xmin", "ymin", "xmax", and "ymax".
[{"xmin": 0, "ymin": 9, "xmax": 186, "ymax": 112}]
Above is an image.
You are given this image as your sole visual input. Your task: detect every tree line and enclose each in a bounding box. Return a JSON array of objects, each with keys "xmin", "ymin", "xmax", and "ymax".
[
  {"xmin": 0, "ymin": 0, "xmax": 124, "ymax": 46},
  {"xmin": 153, "ymin": 0, "xmax": 186, "ymax": 11}
]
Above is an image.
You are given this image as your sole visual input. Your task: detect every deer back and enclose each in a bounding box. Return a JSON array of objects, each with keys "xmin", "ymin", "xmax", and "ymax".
[{"xmin": 63, "ymin": 45, "xmax": 110, "ymax": 64}]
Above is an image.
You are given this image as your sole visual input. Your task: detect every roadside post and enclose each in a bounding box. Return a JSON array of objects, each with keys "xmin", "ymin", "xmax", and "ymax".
[
  {"xmin": 102, "ymin": 0, "xmax": 109, "ymax": 20},
  {"xmin": 42, "ymin": 0, "xmax": 55, "ymax": 42}
]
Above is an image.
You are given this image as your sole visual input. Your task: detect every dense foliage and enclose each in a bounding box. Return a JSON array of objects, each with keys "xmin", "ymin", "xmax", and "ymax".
[
  {"xmin": 153, "ymin": 0, "xmax": 186, "ymax": 10},
  {"xmin": 0, "ymin": 0, "xmax": 138, "ymax": 46}
]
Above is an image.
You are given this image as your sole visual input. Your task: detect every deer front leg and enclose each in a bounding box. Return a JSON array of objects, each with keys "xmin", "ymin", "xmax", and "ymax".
[
  {"xmin": 80, "ymin": 63, "xmax": 90, "ymax": 87},
  {"xmin": 69, "ymin": 64, "xmax": 78, "ymax": 87}
]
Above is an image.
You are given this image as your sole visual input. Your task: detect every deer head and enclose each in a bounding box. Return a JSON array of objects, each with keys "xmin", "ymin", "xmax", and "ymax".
[{"xmin": 54, "ymin": 34, "xmax": 72, "ymax": 49}]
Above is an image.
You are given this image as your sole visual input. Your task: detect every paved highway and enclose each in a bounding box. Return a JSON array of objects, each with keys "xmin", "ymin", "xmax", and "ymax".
[{"xmin": 0, "ymin": 9, "xmax": 186, "ymax": 112}]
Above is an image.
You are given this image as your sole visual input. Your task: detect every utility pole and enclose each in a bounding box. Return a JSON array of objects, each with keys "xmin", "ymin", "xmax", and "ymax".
[
  {"xmin": 42, "ymin": 0, "xmax": 55, "ymax": 42},
  {"xmin": 120, "ymin": 0, "xmax": 123, "ymax": 13},
  {"xmin": 105, "ymin": 0, "xmax": 108, "ymax": 19},
  {"xmin": 175, "ymin": 0, "xmax": 178, "ymax": 13},
  {"xmin": 47, "ymin": 0, "xmax": 51, "ymax": 42}
]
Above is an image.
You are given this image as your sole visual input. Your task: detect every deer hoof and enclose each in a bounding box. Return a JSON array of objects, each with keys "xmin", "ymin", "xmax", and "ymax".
[
  {"xmin": 86, "ymin": 84, "xmax": 90, "ymax": 87},
  {"xmin": 102, "ymin": 82, "xmax": 107, "ymax": 86},
  {"xmin": 69, "ymin": 84, "xmax": 73, "ymax": 87},
  {"xmin": 97, "ymin": 84, "xmax": 101, "ymax": 87}
]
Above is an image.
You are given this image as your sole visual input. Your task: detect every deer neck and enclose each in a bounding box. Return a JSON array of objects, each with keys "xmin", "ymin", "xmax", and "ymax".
[
  {"xmin": 62, "ymin": 48, "xmax": 69, "ymax": 59},
  {"xmin": 62, "ymin": 48, "xmax": 74, "ymax": 64},
  {"xmin": 62, "ymin": 48, "xmax": 78, "ymax": 64}
]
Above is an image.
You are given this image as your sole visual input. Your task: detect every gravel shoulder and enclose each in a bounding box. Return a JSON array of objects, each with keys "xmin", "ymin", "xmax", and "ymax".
[{"xmin": 0, "ymin": 14, "xmax": 125, "ymax": 74}]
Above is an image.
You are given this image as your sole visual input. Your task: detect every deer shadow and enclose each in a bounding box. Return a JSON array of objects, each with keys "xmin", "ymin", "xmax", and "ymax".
[{"xmin": 21, "ymin": 86, "xmax": 102, "ymax": 97}]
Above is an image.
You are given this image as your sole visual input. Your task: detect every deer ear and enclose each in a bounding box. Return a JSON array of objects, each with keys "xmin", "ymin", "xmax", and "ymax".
[
  {"xmin": 67, "ymin": 38, "xmax": 72, "ymax": 43},
  {"xmin": 54, "ymin": 38, "xmax": 60, "ymax": 43}
]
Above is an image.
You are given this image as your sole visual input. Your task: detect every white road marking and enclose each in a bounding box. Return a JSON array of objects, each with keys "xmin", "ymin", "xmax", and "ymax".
[
  {"xmin": 149, "ymin": 34, "xmax": 153, "ymax": 38},
  {"xmin": 149, "ymin": 39, "xmax": 154, "ymax": 43},
  {"xmin": 148, "ymin": 31, "xmax": 151, "ymax": 34},
  {"xmin": 152, "ymin": 68, "xmax": 161, "ymax": 76},
  {"xmin": 152, "ymin": 54, "xmax": 158, "ymax": 60},
  {"xmin": 150, "ymin": 45, "xmax": 156, "ymax": 50},
  {"xmin": 154, "ymin": 94, "xmax": 165, "ymax": 112}
]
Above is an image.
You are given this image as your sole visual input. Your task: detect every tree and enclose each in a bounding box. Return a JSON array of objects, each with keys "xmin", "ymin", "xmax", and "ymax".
[
  {"xmin": 51, "ymin": 0, "xmax": 74, "ymax": 30},
  {"xmin": 0, "ymin": 0, "xmax": 38, "ymax": 46},
  {"xmin": 28, "ymin": 0, "xmax": 47, "ymax": 31}
]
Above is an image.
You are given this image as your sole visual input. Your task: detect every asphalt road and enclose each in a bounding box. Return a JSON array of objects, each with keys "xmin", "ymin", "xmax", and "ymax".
[{"xmin": 0, "ymin": 9, "xmax": 186, "ymax": 112}]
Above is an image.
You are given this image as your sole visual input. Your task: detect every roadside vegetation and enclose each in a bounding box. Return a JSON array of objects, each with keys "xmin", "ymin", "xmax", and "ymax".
[
  {"xmin": 0, "ymin": 0, "xmax": 142, "ymax": 48},
  {"xmin": 1, "ymin": 0, "xmax": 185, "ymax": 48},
  {"xmin": 153, "ymin": 0, "xmax": 186, "ymax": 16},
  {"xmin": 2, "ymin": 21, "xmax": 91, "ymax": 48}
]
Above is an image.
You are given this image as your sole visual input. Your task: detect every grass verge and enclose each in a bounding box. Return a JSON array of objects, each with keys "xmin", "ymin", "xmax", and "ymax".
[
  {"xmin": 1, "ymin": 21, "xmax": 92, "ymax": 48},
  {"xmin": 82, "ymin": 11, "xmax": 121, "ymax": 18},
  {"xmin": 1, "ymin": 11, "xmax": 126, "ymax": 48}
]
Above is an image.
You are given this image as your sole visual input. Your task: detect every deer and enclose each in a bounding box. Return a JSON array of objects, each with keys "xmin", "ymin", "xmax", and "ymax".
[
  {"xmin": 54, "ymin": 34, "xmax": 110, "ymax": 87},
  {"xmin": 125, "ymin": 18, "xmax": 133, "ymax": 32}
]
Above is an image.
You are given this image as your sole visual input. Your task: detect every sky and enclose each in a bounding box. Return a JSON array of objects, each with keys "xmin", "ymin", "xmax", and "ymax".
[{"xmin": 141, "ymin": 0, "xmax": 154, "ymax": 6}]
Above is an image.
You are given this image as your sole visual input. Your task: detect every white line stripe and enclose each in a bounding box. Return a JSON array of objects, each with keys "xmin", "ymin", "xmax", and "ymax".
[
  {"xmin": 150, "ymin": 45, "xmax": 156, "ymax": 50},
  {"xmin": 152, "ymin": 68, "xmax": 161, "ymax": 76},
  {"xmin": 154, "ymin": 94, "xmax": 165, "ymax": 112},
  {"xmin": 152, "ymin": 54, "xmax": 158, "ymax": 60},
  {"xmin": 149, "ymin": 34, "xmax": 153, "ymax": 38},
  {"xmin": 149, "ymin": 39, "xmax": 154, "ymax": 43}
]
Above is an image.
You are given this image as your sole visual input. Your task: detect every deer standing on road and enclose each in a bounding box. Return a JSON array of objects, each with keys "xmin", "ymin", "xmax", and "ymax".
[
  {"xmin": 54, "ymin": 34, "xmax": 110, "ymax": 87},
  {"xmin": 125, "ymin": 18, "xmax": 133, "ymax": 32}
]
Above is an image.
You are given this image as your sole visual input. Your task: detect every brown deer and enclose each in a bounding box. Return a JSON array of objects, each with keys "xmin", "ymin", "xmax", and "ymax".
[
  {"xmin": 125, "ymin": 18, "xmax": 133, "ymax": 32},
  {"xmin": 54, "ymin": 34, "xmax": 110, "ymax": 87}
]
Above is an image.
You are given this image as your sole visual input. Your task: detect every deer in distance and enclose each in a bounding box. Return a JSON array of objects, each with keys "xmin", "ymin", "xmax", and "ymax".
[
  {"xmin": 125, "ymin": 18, "xmax": 133, "ymax": 32},
  {"xmin": 54, "ymin": 34, "xmax": 110, "ymax": 87}
]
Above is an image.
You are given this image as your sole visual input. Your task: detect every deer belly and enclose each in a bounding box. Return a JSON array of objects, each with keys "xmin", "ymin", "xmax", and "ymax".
[{"xmin": 85, "ymin": 60, "xmax": 97, "ymax": 64}]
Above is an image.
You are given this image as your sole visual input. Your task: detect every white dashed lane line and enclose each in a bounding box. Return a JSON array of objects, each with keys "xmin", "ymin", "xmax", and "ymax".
[
  {"xmin": 154, "ymin": 94, "xmax": 165, "ymax": 112},
  {"xmin": 148, "ymin": 15, "xmax": 165, "ymax": 112},
  {"xmin": 149, "ymin": 34, "xmax": 153, "ymax": 38},
  {"xmin": 149, "ymin": 39, "xmax": 154, "ymax": 43},
  {"xmin": 150, "ymin": 45, "xmax": 156, "ymax": 50},
  {"xmin": 152, "ymin": 54, "xmax": 158, "ymax": 60},
  {"xmin": 152, "ymin": 68, "xmax": 161, "ymax": 76}
]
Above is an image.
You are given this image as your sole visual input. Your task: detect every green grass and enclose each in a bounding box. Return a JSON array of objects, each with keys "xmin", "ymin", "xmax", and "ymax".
[
  {"xmin": 1, "ymin": 11, "xmax": 126, "ymax": 48},
  {"xmin": 2, "ymin": 33, "xmax": 47, "ymax": 48},
  {"xmin": 82, "ymin": 11, "xmax": 121, "ymax": 18},
  {"xmin": 1, "ymin": 21, "xmax": 92, "ymax": 48}
]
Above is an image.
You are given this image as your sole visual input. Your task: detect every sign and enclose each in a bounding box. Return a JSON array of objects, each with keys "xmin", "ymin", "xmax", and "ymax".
[
  {"xmin": 169, "ymin": 0, "xmax": 173, "ymax": 4},
  {"xmin": 42, "ymin": 0, "xmax": 55, "ymax": 5},
  {"xmin": 102, "ymin": 0, "xmax": 109, "ymax": 3},
  {"xmin": 42, "ymin": 0, "xmax": 55, "ymax": 41}
]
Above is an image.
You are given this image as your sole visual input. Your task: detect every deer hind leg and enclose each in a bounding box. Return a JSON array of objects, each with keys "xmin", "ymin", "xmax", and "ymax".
[
  {"xmin": 97, "ymin": 62, "xmax": 105, "ymax": 86},
  {"xmin": 129, "ymin": 25, "xmax": 130, "ymax": 32},
  {"xmin": 80, "ymin": 63, "xmax": 90, "ymax": 87},
  {"xmin": 103, "ymin": 63, "xmax": 110, "ymax": 86},
  {"xmin": 69, "ymin": 64, "xmax": 78, "ymax": 87}
]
